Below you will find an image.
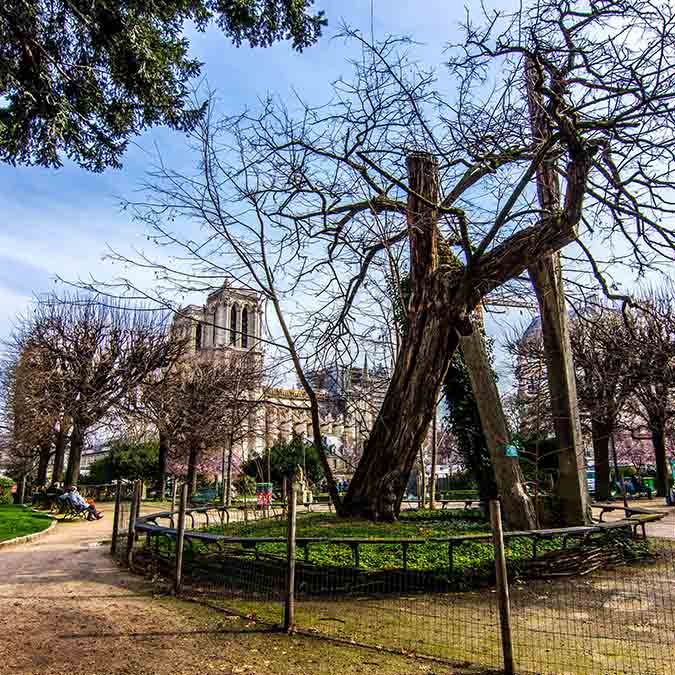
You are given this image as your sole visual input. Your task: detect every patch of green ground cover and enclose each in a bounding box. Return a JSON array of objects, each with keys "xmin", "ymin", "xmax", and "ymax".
[
  {"xmin": 219, "ymin": 509, "xmax": 487, "ymax": 539},
  {"xmin": 204, "ymin": 510, "xmax": 563, "ymax": 578},
  {"xmin": 0, "ymin": 504, "xmax": 52, "ymax": 542}
]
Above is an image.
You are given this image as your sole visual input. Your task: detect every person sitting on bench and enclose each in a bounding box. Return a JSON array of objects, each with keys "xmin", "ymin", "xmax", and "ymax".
[{"xmin": 66, "ymin": 486, "xmax": 103, "ymax": 520}]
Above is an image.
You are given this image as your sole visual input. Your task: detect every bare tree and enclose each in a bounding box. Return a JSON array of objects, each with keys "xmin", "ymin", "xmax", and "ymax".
[
  {"xmin": 2, "ymin": 325, "xmax": 72, "ymax": 485},
  {"xmin": 571, "ymin": 306, "xmax": 638, "ymax": 500},
  {"xmin": 154, "ymin": 352, "xmax": 265, "ymax": 500},
  {"xmin": 111, "ymin": 0, "xmax": 675, "ymax": 523},
  {"xmin": 211, "ymin": 350, "xmax": 268, "ymax": 505},
  {"xmin": 27, "ymin": 294, "xmax": 183, "ymax": 486},
  {"xmin": 510, "ymin": 302, "xmax": 638, "ymax": 501},
  {"xmin": 629, "ymin": 289, "xmax": 675, "ymax": 497}
]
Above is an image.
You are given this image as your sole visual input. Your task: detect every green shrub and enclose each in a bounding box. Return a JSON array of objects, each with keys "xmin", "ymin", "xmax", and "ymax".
[
  {"xmin": 0, "ymin": 477, "xmax": 16, "ymax": 504},
  {"xmin": 83, "ymin": 439, "xmax": 159, "ymax": 483}
]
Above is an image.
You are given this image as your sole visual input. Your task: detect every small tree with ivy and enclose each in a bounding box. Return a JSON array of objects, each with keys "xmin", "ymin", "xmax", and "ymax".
[
  {"xmin": 241, "ymin": 435, "xmax": 324, "ymax": 495},
  {"xmin": 443, "ymin": 349, "xmax": 497, "ymax": 502}
]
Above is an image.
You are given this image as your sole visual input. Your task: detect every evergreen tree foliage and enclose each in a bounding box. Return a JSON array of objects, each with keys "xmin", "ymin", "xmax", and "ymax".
[
  {"xmin": 84, "ymin": 439, "xmax": 159, "ymax": 483},
  {"xmin": 241, "ymin": 435, "xmax": 324, "ymax": 487},
  {"xmin": 0, "ymin": 1, "xmax": 326, "ymax": 170}
]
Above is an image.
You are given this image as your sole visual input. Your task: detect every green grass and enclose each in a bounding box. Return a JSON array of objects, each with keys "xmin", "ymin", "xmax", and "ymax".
[
  {"xmin": 202, "ymin": 509, "xmax": 562, "ymax": 579},
  {"xmin": 219, "ymin": 508, "xmax": 487, "ymax": 539},
  {"xmin": 0, "ymin": 504, "xmax": 53, "ymax": 542}
]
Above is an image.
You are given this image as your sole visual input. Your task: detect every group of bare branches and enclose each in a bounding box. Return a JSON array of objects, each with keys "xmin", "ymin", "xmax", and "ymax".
[
  {"xmin": 87, "ymin": 0, "xmax": 675, "ymax": 523},
  {"xmin": 510, "ymin": 287, "xmax": 675, "ymax": 499},
  {"xmin": 4, "ymin": 0, "xmax": 675, "ymax": 525},
  {"xmin": 1, "ymin": 293, "xmax": 266, "ymax": 502}
]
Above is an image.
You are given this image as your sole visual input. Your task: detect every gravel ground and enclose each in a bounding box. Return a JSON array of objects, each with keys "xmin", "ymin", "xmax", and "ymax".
[{"xmin": 0, "ymin": 502, "xmax": 471, "ymax": 675}]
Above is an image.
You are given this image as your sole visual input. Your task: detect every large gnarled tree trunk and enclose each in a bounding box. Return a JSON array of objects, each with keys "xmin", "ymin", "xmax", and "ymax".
[
  {"xmin": 343, "ymin": 153, "xmax": 459, "ymax": 520},
  {"xmin": 344, "ymin": 153, "xmax": 535, "ymax": 526}
]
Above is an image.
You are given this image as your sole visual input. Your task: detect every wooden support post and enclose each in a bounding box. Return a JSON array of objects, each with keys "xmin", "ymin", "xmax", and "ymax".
[
  {"xmin": 284, "ymin": 480, "xmax": 297, "ymax": 632},
  {"xmin": 134, "ymin": 479, "xmax": 142, "ymax": 541},
  {"xmin": 111, "ymin": 480, "xmax": 122, "ymax": 555},
  {"xmin": 126, "ymin": 481, "xmax": 140, "ymax": 566},
  {"xmin": 174, "ymin": 483, "xmax": 188, "ymax": 595},
  {"xmin": 490, "ymin": 500, "xmax": 515, "ymax": 675},
  {"xmin": 462, "ymin": 321, "xmax": 537, "ymax": 531}
]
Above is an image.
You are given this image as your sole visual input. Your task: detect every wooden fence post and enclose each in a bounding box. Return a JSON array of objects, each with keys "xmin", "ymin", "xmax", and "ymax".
[
  {"xmin": 110, "ymin": 480, "xmax": 122, "ymax": 555},
  {"xmin": 284, "ymin": 479, "xmax": 298, "ymax": 632},
  {"xmin": 133, "ymin": 479, "xmax": 143, "ymax": 541},
  {"xmin": 171, "ymin": 479, "xmax": 178, "ymax": 512},
  {"xmin": 174, "ymin": 483, "xmax": 188, "ymax": 595},
  {"xmin": 490, "ymin": 500, "xmax": 515, "ymax": 675},
  {"xmin": 126, "ymin": 481, "xmax": 140, "ymax": 566}
]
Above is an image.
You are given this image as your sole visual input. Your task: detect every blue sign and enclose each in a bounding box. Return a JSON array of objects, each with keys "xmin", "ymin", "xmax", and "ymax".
[{"xmin": 505, "ymin": 445, "xmax": 519, "ymax": 458}]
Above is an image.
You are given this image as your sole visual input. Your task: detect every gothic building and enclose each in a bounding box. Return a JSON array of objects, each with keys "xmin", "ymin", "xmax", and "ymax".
[
  {"xmin": 174, "ymin": 285, "xmax": 265, "ymax": 354},
  {"xmin": 172, "ymin": 284, "xmax": 388, "ymax": 480}
]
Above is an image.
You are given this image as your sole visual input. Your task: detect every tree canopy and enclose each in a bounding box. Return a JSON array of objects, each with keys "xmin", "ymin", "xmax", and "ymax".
[
  {"xmin": 242, "ymin": 435, "xmax": 324, "ymax": 488},
  {"xmin": 84, "ymin": 439, "xmax": 160, "ymax": 484},
  {"xmin": 0, "ymin": 0, "xmax": 326, "ymax": 171}
]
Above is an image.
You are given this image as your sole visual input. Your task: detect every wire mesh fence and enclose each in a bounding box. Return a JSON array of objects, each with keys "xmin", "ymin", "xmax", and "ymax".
[
  {"xmin": 116, "ymin": 484, "xmax": 675, "ymax": 675},
  {"xmin": 509, "ymin": 536, "xmax": 675, "ymax": 675}
]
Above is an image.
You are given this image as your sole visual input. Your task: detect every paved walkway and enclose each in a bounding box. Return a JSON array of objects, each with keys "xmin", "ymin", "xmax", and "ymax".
[{"xmin": 0, "ymin": 503, "xmax": 437, "ymax": 675}]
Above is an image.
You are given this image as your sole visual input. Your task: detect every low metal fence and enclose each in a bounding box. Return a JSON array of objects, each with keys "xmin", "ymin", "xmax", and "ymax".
[{"xmin": 112, "ymin": 479, "xmax": 675, "ymax": 675}]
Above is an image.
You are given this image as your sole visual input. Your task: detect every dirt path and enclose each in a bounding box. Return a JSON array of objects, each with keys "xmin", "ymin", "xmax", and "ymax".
[{"xmin": 0, "ymin": 504, "xmax": 453, "ymax": 675}]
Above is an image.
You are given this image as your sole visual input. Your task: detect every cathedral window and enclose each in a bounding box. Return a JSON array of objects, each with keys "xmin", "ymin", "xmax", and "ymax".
[
  {"xmin": 242, "ymin": 307, "xmax": 249, "ymax": 348},
  {"xmin": 230, "ymin": 305, "xmax": 238, "ymax": 346}
]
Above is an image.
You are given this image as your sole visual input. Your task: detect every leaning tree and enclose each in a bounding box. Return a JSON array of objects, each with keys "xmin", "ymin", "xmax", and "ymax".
[{"xmin": 118, "ymin": 0, "xmax": 675, "ymax": 524}]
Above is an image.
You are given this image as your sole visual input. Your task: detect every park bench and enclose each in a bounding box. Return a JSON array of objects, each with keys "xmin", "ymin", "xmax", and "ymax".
[
  {"xmin": 592, "ymin": 502, "xmax": 667, "ymax": 538},
  {"xmin": 439, "ymin": 498, "xmax": 486, "ymax": 511},
  {"xmin": 60, "ymin": 500, "xmax": 93, "ymax": 521}
]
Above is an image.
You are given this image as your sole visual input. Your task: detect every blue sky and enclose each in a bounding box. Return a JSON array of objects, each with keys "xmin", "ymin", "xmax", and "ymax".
[
  {"xmin": 0, "ymin": 0, "xmax": 583, "ymax": 387},
  {"xmin": 0, "ymin": 0, "xmax": 478, "ymax": 339}
]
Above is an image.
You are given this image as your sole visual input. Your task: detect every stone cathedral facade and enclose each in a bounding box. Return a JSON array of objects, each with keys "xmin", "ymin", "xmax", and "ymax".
[{"xmin": 173, "ymin": 284, "xmax": 388, "ymax": 479}]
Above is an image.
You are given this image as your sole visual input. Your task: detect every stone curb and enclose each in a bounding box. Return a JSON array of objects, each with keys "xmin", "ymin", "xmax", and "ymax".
[{"xmin": 0, "ymin": 517, "xmax": 57, "ymax": 550}]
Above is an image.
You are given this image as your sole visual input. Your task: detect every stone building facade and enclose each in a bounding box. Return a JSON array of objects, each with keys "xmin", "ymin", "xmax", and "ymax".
[{"xmin": 173, "ymin": 284, "xmax": 388, "ymax": 480}]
